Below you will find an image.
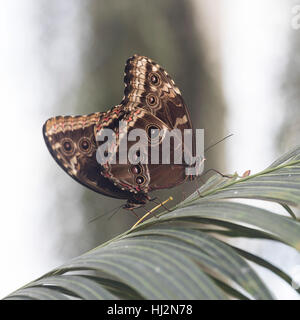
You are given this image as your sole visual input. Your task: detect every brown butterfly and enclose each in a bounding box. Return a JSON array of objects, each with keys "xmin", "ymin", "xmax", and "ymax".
[{"xmin": 43, "ymin": 55, "xmax": 194, "ymax": 211}]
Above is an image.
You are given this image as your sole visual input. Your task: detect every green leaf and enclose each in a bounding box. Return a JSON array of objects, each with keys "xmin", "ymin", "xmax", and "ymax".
[
  {"xmin": 160, "ymin": 201, "xmax": 300, "ymax": 250},
  {"xmin": 4, "ymin": 146, "xmax": 300, "ymax": 300},
  {"xmin": 25, "ymin": 275, "xmax": 119, "ymax": 300},
  {"xmin": 280, "ymin": 203, "xmax": 298, "ymax": 220},
  {"xmin": 124, "ymin": 227, "xmax": 273, "ymax": 299},
  {"xmin": 230, "ymin": 245, "xmax": 300, "ymax": 294}
]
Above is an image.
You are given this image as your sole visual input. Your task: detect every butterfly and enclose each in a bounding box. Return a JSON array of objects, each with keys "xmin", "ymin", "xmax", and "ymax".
[{"xmin": 43, "ymin": 54, "xmax": 195, "ymax": 211}]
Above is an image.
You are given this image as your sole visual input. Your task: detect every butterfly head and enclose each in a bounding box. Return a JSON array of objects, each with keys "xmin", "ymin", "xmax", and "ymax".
[{"xmin": 123, "ymin": 193, "xmax": 151, "ymax": 210}]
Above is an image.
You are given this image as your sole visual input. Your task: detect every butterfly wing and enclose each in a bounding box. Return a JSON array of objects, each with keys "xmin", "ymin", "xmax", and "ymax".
[
  {"xmin": 43, "ymin": 55, "xmax": 195, "ymax": 208},
  {"xmin": 43, "ymin": 113, "xmax": 132, "ymax": 200},
  {"xmin": 122, "ymin": 54, "xmax": 193, "ymax": 132},
  {"xmin": 99, "ymin": 108, "xmax": 188, "ymax": 195}
]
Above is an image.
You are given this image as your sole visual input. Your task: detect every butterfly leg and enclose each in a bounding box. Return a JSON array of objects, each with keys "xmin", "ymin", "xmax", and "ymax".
[
  {"xmin": 129, "ymin": 209, "xmax": 139, "ymax": 219},
  {"xmin": 192, "ymin": 168, "xmax": 231, "ymax": 198},
  {"xmin": 189, "ymin": 175, "xmax": 205, "ymax": 197},
  {"xmin": 201, "ymin": 168, "xmax": 232, "ymax": 179}
]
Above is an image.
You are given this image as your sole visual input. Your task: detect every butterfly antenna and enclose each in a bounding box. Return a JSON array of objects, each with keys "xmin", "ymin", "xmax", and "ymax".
[
  {"xmin": 191, "ymin": 134, "xmax": 234, "ymax": 190},
  {"xmin": 204, "ymin": 133, "xmax": 233, "ymax": 153},
  {"xmin": 107, "ymin": 205, "xmax": 123, "ymax": 221},
  {"xmin": 88, "ymin": 204, "xmax": 123, "ymax": 224}
]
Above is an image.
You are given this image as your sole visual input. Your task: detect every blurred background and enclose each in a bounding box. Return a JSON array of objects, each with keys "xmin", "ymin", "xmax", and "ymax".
[{"xmin": 0, "ymin": 0, "xmax": 299, "ymax": 298}]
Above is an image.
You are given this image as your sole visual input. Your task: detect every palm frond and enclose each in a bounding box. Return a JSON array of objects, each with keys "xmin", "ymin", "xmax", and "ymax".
[{"xmin": 5, "ymin": 146, "xmax": 300, "ymax": 300}]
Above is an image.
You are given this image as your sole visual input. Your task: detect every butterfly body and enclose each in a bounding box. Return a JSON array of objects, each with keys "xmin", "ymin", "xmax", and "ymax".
[{"xmin": 43, "ymin": 55, "xmax": 194, "ymax": 210}]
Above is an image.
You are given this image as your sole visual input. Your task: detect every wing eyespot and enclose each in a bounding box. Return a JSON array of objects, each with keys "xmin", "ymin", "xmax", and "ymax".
[
  {"xmin": 130, "ymin": 149, "xmax": 147, "ymax": 164},
  {"xmin": 149, "ymin": 72, "xmax": 161, "ymax": 86},
  {"xmin": 136, "ymin": 175, "xmax": 146, "ymax": 185},
  {"xmin": 146, "ymin": 124, "xmax": 160, "ymax": 139},
  {"xmin": 130, "ymin": 165, "xmax": 142, "ymax": 175},
  {"xmin": 61, "ymin": 138, "xmax": 75, "ymax": 156},
  {"xmin": 78, "ymin": 137, "xmax": 92, "ymax": 153},
  {"xmin": 146, "ymin": 94, "xmax": 159, "ymax": 108}
]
